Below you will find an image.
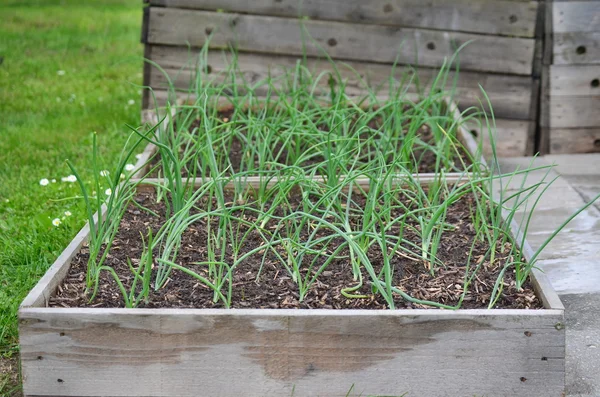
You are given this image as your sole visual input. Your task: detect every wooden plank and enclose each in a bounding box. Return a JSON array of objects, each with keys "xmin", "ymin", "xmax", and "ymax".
[
  {"xmin": 549, "ymin": 127, "xmax": 600, "ymax": 153},
  {"xmin": 553, "ymin": 32, "xmax": 600, "ymax": 64},
  {"xmin": 463, "ymin": 118, "xmax": 531, "ymax": 157},
  {"xmin": 550, "ymin": 96, "xmax": 600, "ymax": 128},
  {"xmin": 19, "ymin": 307, "xmax": 564, "ymax": 397},
  {"xmin": 146, "ymin": 8, "xmax": 536, "ymax": 75},
  {"xmin": 549, "ymin": 64, "xmax": 600, "ymax": 96},
  {"xmin": 147, "ymin": 0, "xmax": 540, "ymax": 38},
  {"xmin": 146, "ymin": 46, "xmax": 535, "ymax": 120},
  {"xmin": 553, "ymin": 1, "xmax": 600, "ymax": 33}
]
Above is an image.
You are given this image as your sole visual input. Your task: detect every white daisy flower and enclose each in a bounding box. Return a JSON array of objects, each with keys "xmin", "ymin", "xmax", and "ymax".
[
  {"xmin": 39, "ymin": 178, "xmax": 50, "ymax": 186},
  {"xmin": 100, "ymin": 170, "xmax": 109, "ymax": 177},
  {"xmin": 135, "ymin": 153, "xmax": 143, "ymax": 160},
  {"xmin": 124, "ymin": 164, "xmax": 135, "ymax": 172},
  {"xmin": 52, "ymin": 218, "xmax": 61, "ymax": 227},
  {"xmin": 105, "ymin": 188, "xmax": 112, "ymax": 196},
  {"xmin": 64, "ymin": 211, "xmax": 72, "ymax": 217},
  {"xmin": 127, "ymin": 99, "xmax": 135, "ymax": 106},
  {"xmin": 57, "ymin": 70, "xmax": 65, "ymax": 76},
  {"xmin": 61, "ymin": 175, "xmax": 77, "ymax": 183},
  {"xmin": 52, "ymin": 179, "xmax": 57, "ymax": 183}
]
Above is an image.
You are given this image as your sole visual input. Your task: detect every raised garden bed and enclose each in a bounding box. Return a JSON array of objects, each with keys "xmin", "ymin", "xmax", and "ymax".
[
  {"xmin": 137, "ymin": 93, "xmax": 484, "ymax": 183},
  {"xmin": 19, "ymin": 65, "xmax": 571, "ymax": 396},
  {"xmin": 19, "ymin": 178, "xmax": 567, "ymax": 396}
]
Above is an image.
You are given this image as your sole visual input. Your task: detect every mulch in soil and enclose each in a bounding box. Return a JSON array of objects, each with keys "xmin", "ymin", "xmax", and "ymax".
[
  {"xmin": 50, "ymin": 189, "xmax": 541, "ymax": 310},
  {"xmin": 147, "ymin": 107, "xmax": 472, "ymax": 177}
]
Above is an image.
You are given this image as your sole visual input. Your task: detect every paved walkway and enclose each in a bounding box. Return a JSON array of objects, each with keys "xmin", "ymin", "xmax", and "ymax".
[{"xmin": 498, "ymin": 154, "xmax": 600, "ymax": 397}]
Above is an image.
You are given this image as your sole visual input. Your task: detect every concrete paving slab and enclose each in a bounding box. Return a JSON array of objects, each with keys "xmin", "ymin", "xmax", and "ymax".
[
  {"xmin": 561, "ymin": 293, "xmax": 600, "ymax": 397},
  {"xmin": 545, "ymin": 154, "xmax": 600, "ymax": 176}
]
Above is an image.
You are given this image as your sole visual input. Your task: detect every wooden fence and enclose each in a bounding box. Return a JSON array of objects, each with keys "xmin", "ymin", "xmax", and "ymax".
[
  {"xmin": 141, "ymin": 0, "xmax": 547, "ymax": 157},
  {"xmin": 541, "ymin": 0, "xmax": 600, "ymax": 154}
]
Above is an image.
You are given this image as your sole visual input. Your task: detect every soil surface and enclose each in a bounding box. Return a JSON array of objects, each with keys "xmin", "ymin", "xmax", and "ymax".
[
  {"xmin": 148, "ymin": 108, "xmax": 472, "ymax": 177},
  {"xmin": 51, "ymin": 190, "xmax": 541, "ymax": 310}
]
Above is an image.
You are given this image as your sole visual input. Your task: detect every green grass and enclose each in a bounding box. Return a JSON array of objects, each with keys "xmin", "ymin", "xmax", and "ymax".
[{"xmin": 0, "ymin": 0, "xmax": 143, "ymax": 372}]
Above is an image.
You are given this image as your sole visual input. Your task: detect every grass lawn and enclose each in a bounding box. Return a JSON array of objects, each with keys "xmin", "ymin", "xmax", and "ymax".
[{"xmin": 0, "ymin": 1, "xmax": 142, "ymax": 394}]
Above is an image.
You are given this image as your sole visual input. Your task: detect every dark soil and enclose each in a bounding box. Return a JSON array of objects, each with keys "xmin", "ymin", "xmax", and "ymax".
[
  {"xmin": 51, "ymin": 190, "xmax": 541, "ymax": 310},
  {"xmin": 148, "ymin": 108, "xmax": 472, "ymax": 177}
]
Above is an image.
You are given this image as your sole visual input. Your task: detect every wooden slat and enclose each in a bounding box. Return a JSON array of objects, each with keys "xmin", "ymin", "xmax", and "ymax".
[
  {"xmin": 146, "ymin": 8, "xmax": 536, "ymax": 75},
  {"xmin": 553, "ymin": 1, "xmax": 600, "ymax": 33},
  {"xmin": 464, "ymin": 118, "xmax": 532, "ymax": 158},
  {"xmin": 549, "ymin": 127, "xmax": 600, "ymax": 154},
  {"xmin": 146, "ymin": 46, "xmax": 535, "ymax": 120},
  {"xmin": 19, "ymin": 307, "xmax": 564, "ymax": 397},
  {"xmin": 148, "ymin": 0, "xmax": 539, "ymax": 38},
  {"xmin": 549, "ymin": 64, "xmax": 600, "ymax": 96},
  {"xmin": 553, "ymin": 32, "xmax": 600, "ymax": 64},
  {"xmin": 550, "ymin": 96, "xmax": 600, "ymax": 128}
]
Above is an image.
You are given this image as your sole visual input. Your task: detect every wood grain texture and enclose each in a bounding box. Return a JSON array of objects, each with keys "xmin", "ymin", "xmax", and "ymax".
[
  {"xmin": 553, "ymin": 32, "xmax": 600, "ymax": 64},
  {"xmin": 549, "ymin": 64, "xmax": 600, "ymax": 96},
  {"xmin": 549, "ymin": 127, "xmax": 600, "ymax": 153},
  {"xmin": 550, "ymin": 96, "xmax": 600, "ymax": 128},
  {"xmin": 19, "ymin": 307, "xmax": 564, "ymax": 397},
  {"xmin": 464, "ymin": 118, "xmax": 532, "ymax": 157},
  {"xmin": 146, "ymin": 8, "xmax": 536, "ymax": 75},
  {"xmin": 148, "ymin": 0, "xmax": 539, "ymax": 37},
  {"xmin": 553, "ymin": 1, "xmax": 600, "ymax": 33},
  {"xmin": 147, "ymin": 46, "xmax": 535, "ymax": 120}
]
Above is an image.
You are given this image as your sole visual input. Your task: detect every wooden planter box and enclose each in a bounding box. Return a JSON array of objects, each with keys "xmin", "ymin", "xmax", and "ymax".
[
  {"xmin": 141, "ymin": 0, "xmax": 544, "ymax": 157},
  {"xmin": 19, "ymin": 176, "xmax": 565, "ymax": 397}
]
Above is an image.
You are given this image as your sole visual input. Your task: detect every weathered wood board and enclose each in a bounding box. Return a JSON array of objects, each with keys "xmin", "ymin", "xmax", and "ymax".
[
  {"xmin": 146, "ymin": 8, "xmax": 535, "ymax": 76},
  {"xmin": 548, "ymin": 127, "xmax": 600, "ymax": 154},
  {"xmin": 146, "ymin": 46, "xmax": 535, "ymax": 121},
  {"xmin": 465, "ymin": 118, "xmax": 532, "ymax": 158},
  {"xmin": 19, "ymin": 307, "xmax": 565, "ymax": 397},
  {"xmin": 147, "ymin": 0, "xmax": 539, "ymax": 37},
  {"xmin": 553, "ymin": 1, "xmax": 600, "ymax": 34},
  {"xmin": 549, "ymin": 64, "xmax": 600, "ymax": 96},
  {"xmin": 544, "ymin": 0, "xmax": 600, "ymax": 153}
]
